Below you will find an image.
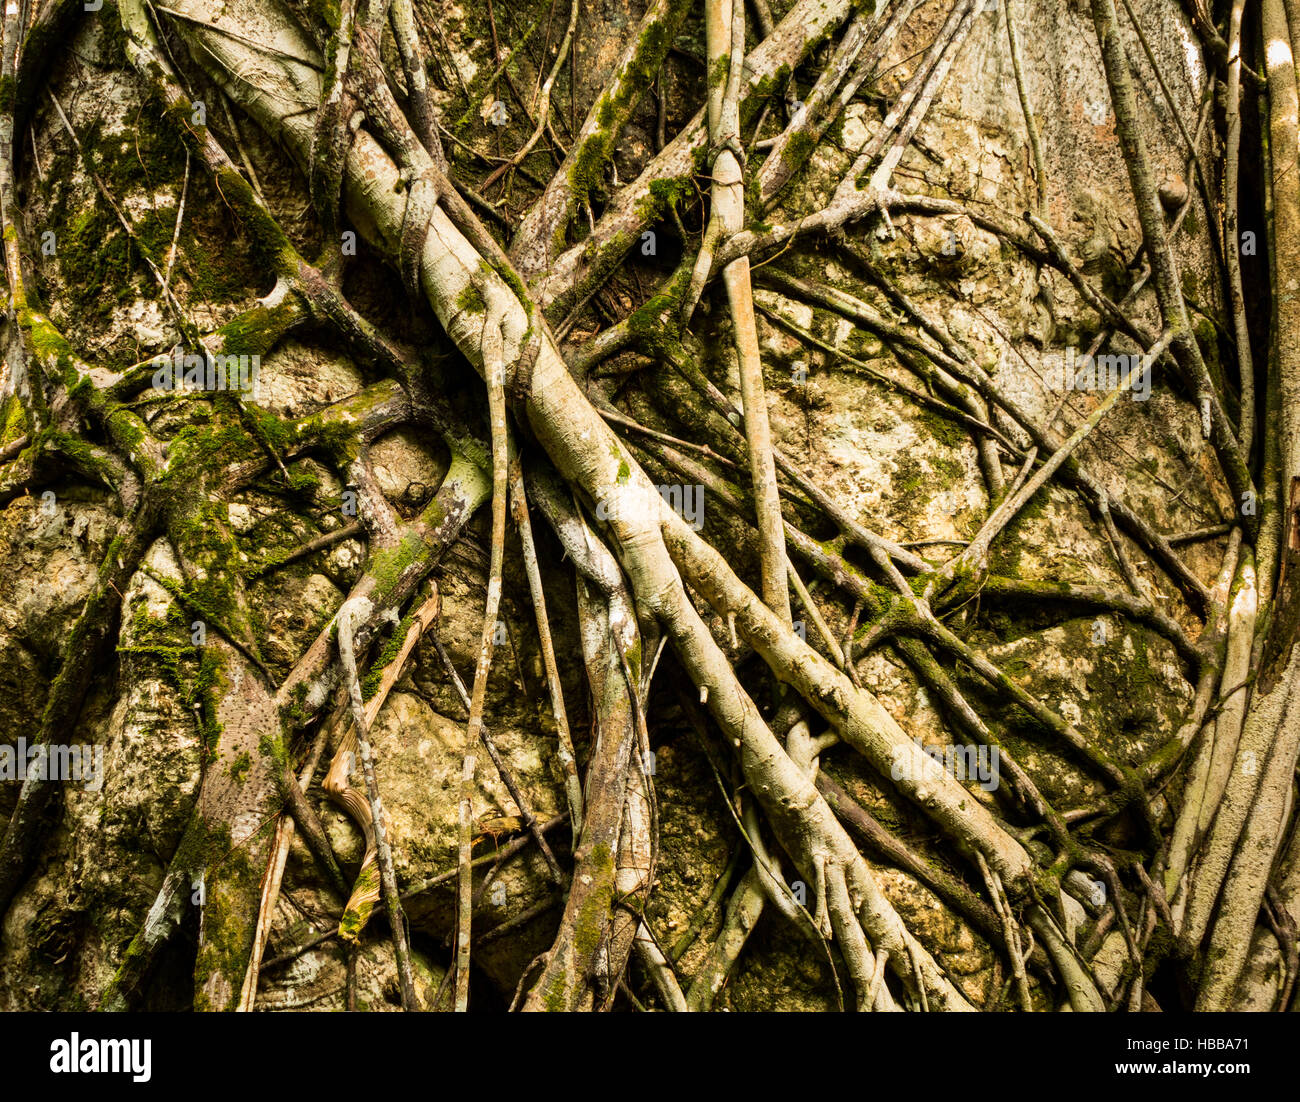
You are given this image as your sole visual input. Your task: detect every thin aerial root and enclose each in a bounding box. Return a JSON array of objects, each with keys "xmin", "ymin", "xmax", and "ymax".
[
  {"xmin": 508, "ymin": 452, "xmax": 583, "ymax": 834},
  {"xmin": 977, "ymin": 852, "xmax": 1032, "ymax": 1012},
  {"xmin": 334, "ymin": 591, "xmax": 427, "ymax": 1009}
]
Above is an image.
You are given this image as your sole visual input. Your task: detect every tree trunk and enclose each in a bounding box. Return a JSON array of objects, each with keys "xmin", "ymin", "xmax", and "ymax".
[{"xmin": 0, "ymin": 0, "xmax": 1295, "ymax": 1012}]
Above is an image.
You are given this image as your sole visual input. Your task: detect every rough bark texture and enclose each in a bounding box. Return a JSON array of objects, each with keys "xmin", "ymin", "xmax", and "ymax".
[{"xmin": 0, "ymin": 0, "xmax": 1296, "ymax": 1013}]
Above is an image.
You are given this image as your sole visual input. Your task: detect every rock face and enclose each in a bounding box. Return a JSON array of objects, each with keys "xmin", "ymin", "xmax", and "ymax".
[{"xmin": 2, "ymin": 0, "xmax": 1282, "ymax": 1013}]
